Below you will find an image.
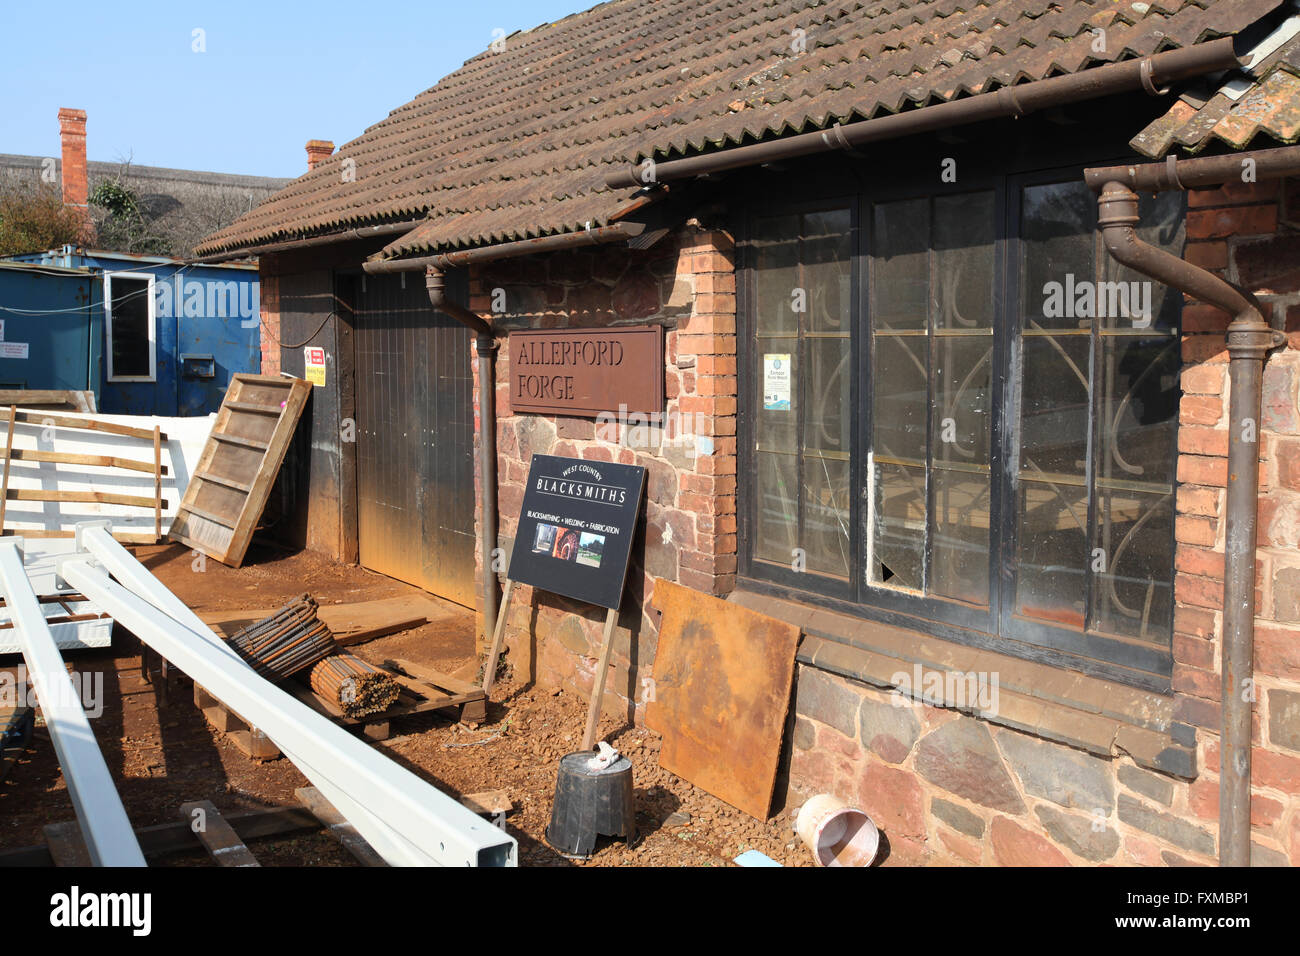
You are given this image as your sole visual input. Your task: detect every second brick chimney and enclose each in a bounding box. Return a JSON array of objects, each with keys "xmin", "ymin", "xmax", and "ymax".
[
  {"xmin": 305, "ymin": 140, "xmax": 334, "ymax": 170},
  {"xmin": 58, "ymin": 107, "xmax": 92, "ymax": 237}
]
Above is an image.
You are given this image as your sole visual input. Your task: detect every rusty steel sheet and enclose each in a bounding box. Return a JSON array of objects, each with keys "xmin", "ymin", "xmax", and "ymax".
[
  {"xmin": 646, "ymin": 578, "xmax": 801, "ymax": 820},
  {"xmin": 509, "ymin": 326, "xmax": 663, "ymax": 418}
]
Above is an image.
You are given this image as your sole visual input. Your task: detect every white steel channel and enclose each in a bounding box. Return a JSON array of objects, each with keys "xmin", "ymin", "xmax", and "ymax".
[
  {"xmin": 62, "ymin": 538, "xmax": 515, "ymax": 867},
  {"xmin": 0, "ymin": 540, "xmax": 146, "ymax": 866}
]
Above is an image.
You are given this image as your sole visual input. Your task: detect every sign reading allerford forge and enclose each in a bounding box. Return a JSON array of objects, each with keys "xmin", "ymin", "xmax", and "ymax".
[
  {"xmin": 508, "ymin": 455, "xmax": 647, "ymax": 610},
  {"xmin": 509, "ymin": 326, "xmax": 664, "ymax": 418}
]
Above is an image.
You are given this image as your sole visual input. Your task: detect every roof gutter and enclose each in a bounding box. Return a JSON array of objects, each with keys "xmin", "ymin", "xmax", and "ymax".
[
  {"xmin": 1086, "ymin": 147, "xmax": 1292, "ymax": 868},
  {"xmin": 361, "ymin": 221, "xmax": 646, "ymax": 275},
  {"xmin": 191, "ymin": 218, "xmax": 427, "ymax": 264},
  {"xmin": 607, "ymin": 37, "xmax": 1244, "ymax": 189}
]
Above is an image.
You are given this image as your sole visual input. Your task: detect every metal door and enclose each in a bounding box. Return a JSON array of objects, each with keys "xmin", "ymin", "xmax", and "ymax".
[{"xmin": 352, "ymin": 271, "xmax": 475, "ymax": 606}]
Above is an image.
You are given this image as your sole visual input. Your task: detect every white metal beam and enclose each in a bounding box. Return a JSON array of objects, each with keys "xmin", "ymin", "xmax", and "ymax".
[
  {"xmin": 0, "ymin": 540, "xmax": 145, "ymax": 866},
  {"xmin": 61, "ymin": 539, "xmax": 515, "ymax": 867}
]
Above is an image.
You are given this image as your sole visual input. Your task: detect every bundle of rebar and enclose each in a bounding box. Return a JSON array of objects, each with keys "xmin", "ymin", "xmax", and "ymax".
[
  {"xmin": 308, "ymin": 653, "xmax": 400, "ymax": 718},
  {"xmin": 225, "ymin": 594, "xmax": 338, "ymax": 681}
]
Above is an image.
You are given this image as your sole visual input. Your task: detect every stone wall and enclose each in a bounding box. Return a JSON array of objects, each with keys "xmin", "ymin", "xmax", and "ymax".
[
  {"xmin": 790, "ymin": 666, "xmax": 1295, "ymax": 865},
  {"xmin": 471, "ymin": 222, "xmax": 738, "ymax": 722}
]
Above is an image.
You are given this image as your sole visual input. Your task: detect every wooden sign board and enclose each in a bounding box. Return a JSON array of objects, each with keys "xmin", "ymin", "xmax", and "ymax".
[
  {"xmin": 506, "ymin": 454, "xmax": 646, "ymax": 611},
  {"xmin": 509, "ymin": 326, "xmax": 663, "ymax": 418},
  {"xmin": 647, "ymin": 579, "xmax": 801, "ymax": 820}
]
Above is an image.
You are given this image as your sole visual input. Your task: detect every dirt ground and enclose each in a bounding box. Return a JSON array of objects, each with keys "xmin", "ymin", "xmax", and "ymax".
[{"xmin": 0, "ymin": 541, "xmax": 812, "ymax": 867}]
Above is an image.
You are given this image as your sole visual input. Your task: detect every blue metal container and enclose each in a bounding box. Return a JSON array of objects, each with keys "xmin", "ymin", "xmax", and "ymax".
[{"xmin": 2, "ymin": 247, "xmax": 261, "ymax": 415}]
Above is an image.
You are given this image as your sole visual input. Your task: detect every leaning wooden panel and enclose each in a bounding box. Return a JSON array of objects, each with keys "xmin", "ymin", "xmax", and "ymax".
[
  {"xmin": 169, "ymin": 375, "xmax": 312, "ymax": 567},
  {"xmin": 646, "ymin": 579, "xmax": 802, "ymax": 820}
]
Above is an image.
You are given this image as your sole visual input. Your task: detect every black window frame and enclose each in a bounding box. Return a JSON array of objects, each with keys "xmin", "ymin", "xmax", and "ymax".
[{"xmin": 737, "ymin": 160, "xmax": 1181, "ymax": 692}]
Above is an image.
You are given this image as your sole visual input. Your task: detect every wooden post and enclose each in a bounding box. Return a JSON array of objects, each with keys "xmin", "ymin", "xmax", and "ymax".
[
  {"xmin": 581, "ymin": 606, "xmax": 620, "ymax": 752},
  {"xmin": 152, "ymin": 425, "xmax": 162, "ymax": 543},
  {"xmin": 481, "ymin": 578, "xmax": 515, "ymax": 695},
  {"xmin": 0, "ymin": 406, "xmax": 15, "ymax": 536}
]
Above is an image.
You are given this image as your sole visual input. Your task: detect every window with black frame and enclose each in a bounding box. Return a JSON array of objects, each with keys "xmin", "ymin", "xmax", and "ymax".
[{"xmin": 743, "ymin": 174, "xmax": 1185, "ymax": 686}]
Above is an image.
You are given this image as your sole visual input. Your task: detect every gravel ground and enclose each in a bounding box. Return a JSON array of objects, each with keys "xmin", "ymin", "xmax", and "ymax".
[{"xmin": 1, "ymin": 543, "xmax": 813, "ymax": 867}]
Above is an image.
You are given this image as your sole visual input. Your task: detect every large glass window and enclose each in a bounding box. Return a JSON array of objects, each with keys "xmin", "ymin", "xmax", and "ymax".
[{"xmin": 742, "ymin": 172, "xmax": 1184, "ymax": 686}]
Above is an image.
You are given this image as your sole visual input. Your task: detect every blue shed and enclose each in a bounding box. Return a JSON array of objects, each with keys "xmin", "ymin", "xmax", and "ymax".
[
  {"xmin": 1, "ymin": 247, "xmax": 262, "ymax": 415},
  {"xmin": 0, "ymin": 260, "xmax": 101, "ymax": 395}
]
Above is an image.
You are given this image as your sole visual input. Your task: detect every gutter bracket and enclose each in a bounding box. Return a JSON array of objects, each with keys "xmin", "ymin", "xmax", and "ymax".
[
  {"xmin": 820, "ymin": 122, "xmax": 867, "ymax": 157},
  {"xmin": 1140, "ymin": 57, "xmax": 1172, "ymax": 96}
]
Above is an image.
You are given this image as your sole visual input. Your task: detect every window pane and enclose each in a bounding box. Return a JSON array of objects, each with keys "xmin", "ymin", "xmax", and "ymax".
[
  {"xmin": 1015, "ymin": 181, "xmax": 1183, "ymax": 643},
  {"xmin": 1015, "ymin": 480, "xmax": 1089, "ymax": 629},
  {"xmin": 932, "ymin": 338, "xmax": 993, "ymax": 603},
  {"xmin": 805, "ymin": 455, "xmax": 850, "ymax": 578},
  {"xmin": 1021, "ymin": 182, "xmax": 1095, "ymax": 331},
  {"xmin": 751, "ymin": 209, "xmax": 852, "ymax": 580},
  {"xmin": 110, "ymin": 277, "xmax": 151, "ymax": 378},
  {"xmin": 1018, "ymin": 335, "xmax": 1091, "ymax": 479},
  {"xmin": 870, "ymin": 192, "xmax": 994, "ymax": 604},
  {"xmin": 872, "ymin": 458, "xmax": 924, "ymax": 590},
  {"xmin": 804, "ymin": 209, "xmax": 852, "ymax": 334},
  {"xmin": 872, "ymin": 199, "xmax": 929, "ymax": 330},
  {"xmin": 1090, "ymin": 490, "xmax": 1173, "ymax": 642},
  {"xmin": 754, "ymin": 450, "xmax": 797, "ymax": 565},
  {"xmin": 754, "ymin": 215, "xmax": 800, "ymax": 335}
]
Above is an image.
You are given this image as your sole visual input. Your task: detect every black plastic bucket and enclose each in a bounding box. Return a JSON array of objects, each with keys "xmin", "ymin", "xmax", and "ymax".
[{"xmin": 545, "ymin": 750, "xmax": 635, "ymax": 858}]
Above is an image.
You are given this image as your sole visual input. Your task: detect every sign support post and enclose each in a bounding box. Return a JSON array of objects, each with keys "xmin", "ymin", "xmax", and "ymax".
[
  {"xmin": 482, "ymin": 578, "xmax": 516, "ymax": 695},
  {"xmin": 581, "ymin": 606, "xmax": 620, "ymax": 751}
]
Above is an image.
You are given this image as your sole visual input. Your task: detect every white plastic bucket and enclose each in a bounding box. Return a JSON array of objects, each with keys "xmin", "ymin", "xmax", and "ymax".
[{"xmin": 795, "ymin": 793, "xmax": 880, "ymax": 867}]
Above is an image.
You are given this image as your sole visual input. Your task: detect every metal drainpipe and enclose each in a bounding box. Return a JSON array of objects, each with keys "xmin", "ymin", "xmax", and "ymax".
[
  {"xmin": 424, "ymin": 267, "xmax": 499, "ymax": 649},
  {"xmin": 1094, "ymin": 180, "xmax": 1288, "ymax": 867}
]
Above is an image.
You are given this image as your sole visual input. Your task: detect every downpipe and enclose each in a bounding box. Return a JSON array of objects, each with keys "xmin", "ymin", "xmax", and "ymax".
[
  {"xmin": 1096, "ymin": 181, "xmax": 1288, "ymax": 866},
  {"xmin": 426, "ymin": 268, "xmax": 499, "ymax": 650}
]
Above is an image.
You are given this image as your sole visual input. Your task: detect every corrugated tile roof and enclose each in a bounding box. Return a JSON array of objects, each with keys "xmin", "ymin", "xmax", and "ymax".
[
  {"xmin": 1132, "ymin": 19, "xmax": 1300, "ymax": 157},
  {"xmin": 196, "ymin": 0, "xmax": 1282, "ymax": 258}
]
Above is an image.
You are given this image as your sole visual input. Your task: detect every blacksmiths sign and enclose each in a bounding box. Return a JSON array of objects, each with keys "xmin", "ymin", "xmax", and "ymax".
[
  {"xmin": 507, "ymin": 454, "xmax": 646, "ymax": 610},
  {"xmin": 509, "ymin": 326, "xmax": 663, "ymax": 418}
]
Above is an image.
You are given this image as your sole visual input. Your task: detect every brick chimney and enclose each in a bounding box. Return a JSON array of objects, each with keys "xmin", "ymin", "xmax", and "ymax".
[
  {"xmin": 305, "ymin": 140, "xmax": 334, "ymax": 170},
  {"xmin": 57, "ymin": 107, "xmax": 92, "ymax": 236}
]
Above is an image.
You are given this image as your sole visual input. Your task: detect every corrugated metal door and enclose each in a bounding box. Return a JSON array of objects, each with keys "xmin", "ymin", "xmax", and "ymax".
[{"xmin": 353, "ymin": 272, "xmax": 475, "ymax": 606}]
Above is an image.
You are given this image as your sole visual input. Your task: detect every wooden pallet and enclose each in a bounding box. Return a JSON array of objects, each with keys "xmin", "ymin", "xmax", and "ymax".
[
  {"xmin": 169, "ymin": 374, "xmax": 311, "ymax": 568},
  {"xmin": 195, "ymin": 658, "xmax": 486, "ymax": 756}
]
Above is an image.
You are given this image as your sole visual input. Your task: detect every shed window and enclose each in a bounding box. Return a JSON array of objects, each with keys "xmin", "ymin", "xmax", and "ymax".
[
  {"xmin": 105, "ymin": 272, "xmax": 155, "ymax": 382},
  {"xmin": 740, "ymin": 171, "xmax": 1185, "ymax": 688}
]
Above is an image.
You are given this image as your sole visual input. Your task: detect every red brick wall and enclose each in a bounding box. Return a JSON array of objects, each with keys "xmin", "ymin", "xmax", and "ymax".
[
  {"xmin": 471, "ymin": 222, "xmax": 737, "ymax": 721},
  {"xmin": 1171, "ymin": 176, "xmax": 1300, "ymax": 860}
]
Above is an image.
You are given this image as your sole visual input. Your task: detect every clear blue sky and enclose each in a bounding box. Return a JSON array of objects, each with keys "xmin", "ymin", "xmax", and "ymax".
[{"xmin": 1, "ymin": 0, "xmax": 591, "ymax": 178}]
